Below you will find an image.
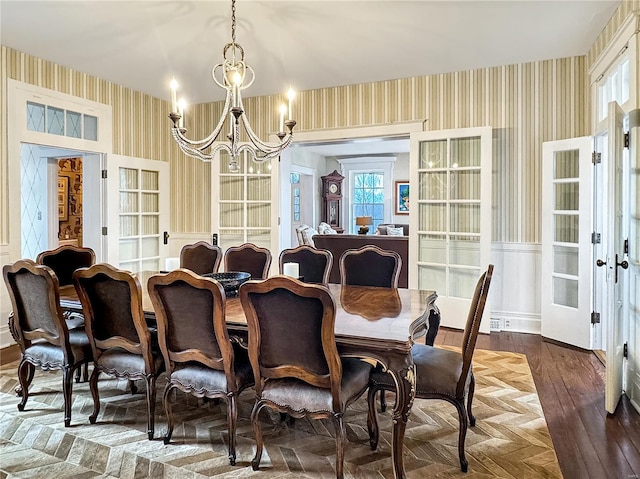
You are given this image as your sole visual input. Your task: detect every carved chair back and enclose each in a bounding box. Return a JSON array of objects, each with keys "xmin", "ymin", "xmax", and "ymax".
[
  {"xmin": 179, "ymin": 241, "xmax": 222, "ymax": 275},
  {"xmin": 73, "ymin": 263, "xmax": 155, "ymax": 372},
  {"xmin": 339, "ymin": 245, "xmax": 401, "ymax": 288},
  {"xmin": 36, "ymin": 245, "xmax": 96, "ymax": 286},
  {"xmin": 224, "ymin": 243, "xmax": 272, "ymax": 280},
  {"xmin": 278, "ymin": 245, "xmax": 333, "ymax": 285},
  {"xmin": 239, "ymin": 276, "xmax": 343, "ymax": 411}
]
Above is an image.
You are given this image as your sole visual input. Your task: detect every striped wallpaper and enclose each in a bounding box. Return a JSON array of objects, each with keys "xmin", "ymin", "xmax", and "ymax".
[
  {"xmin": 587, "ymin": 0, "xmax": 640, "ymax": 70},
  {"xmin": 194, "ymin": 56, "xmax": 588, "ymax": 243},
  {"xmin": 0, "ymin": 1, "xmax": 636, "ymax": 246}
]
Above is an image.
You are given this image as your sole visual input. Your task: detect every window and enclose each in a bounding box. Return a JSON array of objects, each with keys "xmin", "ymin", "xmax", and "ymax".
[
  {"xmin": 352, "ymin": 172, "xmax": 384, "ymax": 233},
  {"xmin": 26, "ymin": 101, "xmax": 98, "ymax": 140},
  {"xmin": 291, "ymin": 173, "xmax": 301, "ymax": 222},
  {"xmin": 598, "ymin": 56, "xmax": 630, "ymax": 122},
  {"xmin": 338, "ymin": 156, "xmax": 396, "ymax": 234}
]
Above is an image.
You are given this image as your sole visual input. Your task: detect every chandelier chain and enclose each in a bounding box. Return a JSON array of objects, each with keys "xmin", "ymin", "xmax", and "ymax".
[{"xmin": 231, "ymin": 0, "xmax": 236, "ymax": 44}]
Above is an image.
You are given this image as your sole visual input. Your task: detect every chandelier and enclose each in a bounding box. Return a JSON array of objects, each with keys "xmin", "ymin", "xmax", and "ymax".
[{"xmin": 168, "ymin": 0, "xmax": 296, "ymax": 172}]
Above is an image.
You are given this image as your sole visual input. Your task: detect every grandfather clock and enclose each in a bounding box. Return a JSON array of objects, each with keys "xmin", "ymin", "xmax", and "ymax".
[{"xmin": 321, "ymin": 170, "xmax": 344, "ymax": 233}]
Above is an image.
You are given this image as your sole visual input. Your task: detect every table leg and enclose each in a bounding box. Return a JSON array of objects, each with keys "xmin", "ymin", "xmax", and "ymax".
[{"xmin": 387, "ymin": 354, "xmax": 416, "ymax": 479}]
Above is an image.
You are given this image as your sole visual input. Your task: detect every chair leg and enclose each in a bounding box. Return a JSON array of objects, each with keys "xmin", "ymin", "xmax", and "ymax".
[
  {"xmin": 17, "ymin": 359, "xmax": 31, "ymax": 411},
  {"xmin": 83, "ymin": 362, "xmax": 89, "ymax": 382},
  {"xmin": 453, "ymin": 399, "xmax": 470, "ymax": 473},
  {"xmin": 366, "ymin": 386, "xmax": 380, "ymax": 451},
  {"xmin": 163, "ymin": 384, "xmax": 174, "ymax": 445},
  {"xmin": 250, "ymin": 401, "xmax": 265, "ymax": 471},
  {"xmin": 128, "ymin": 379, "xmax": 138, "ymax": 395},
  {"xmin": 62, "ymin": 366, "xmax": 74, "ymax": 427},
  {"xmin": 88, "ymin": 368, "xmax": 101, "ymax": 424},
  {"xmin": 467, "ymin": 374, "xmax": 476, "ymax": 427},
  {"xmin": 75, "ymin": 367, "xmax": 81, "ymax": 383},
  {"xmin": 380, "ymin": 390, "xmax": 387, "ymax": 412},
  {"xmin": 145, "ymin": 375, "xmax": 157, "ymax": 440},
  {"xmin": 226, "ymin": 394, "xmax": 238, "ymax": 465},
  {"xmin": 333, "ymin": 414, "xmax": 346, "ymax": 479}
]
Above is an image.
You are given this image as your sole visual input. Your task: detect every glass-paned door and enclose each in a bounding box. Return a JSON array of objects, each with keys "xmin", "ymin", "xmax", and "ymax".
[
  {"xmin": 409, "ymin": 127, "xmax": 492, "ymax": 331},
  {"xmin": 107, "ymin": 155, "xmax": 169, "ymax": 273},
  {"xmin": 541, "ymin": 137, "xmax": 593, "ymax": 349},
  {"xmin": 212, "ymin": 148, "xmax": 278, "ymax": 260}
]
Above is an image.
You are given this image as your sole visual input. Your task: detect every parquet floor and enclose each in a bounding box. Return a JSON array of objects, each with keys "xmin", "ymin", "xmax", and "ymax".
[{"xmin": 0, "ymin": 347, "xmax": 560, "ymax": 478}]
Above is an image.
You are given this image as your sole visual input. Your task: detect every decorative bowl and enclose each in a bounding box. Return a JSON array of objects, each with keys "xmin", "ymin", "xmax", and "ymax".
[{"xmin": 203, "ymin": 272, "xmax": 251, "ymax": 295}]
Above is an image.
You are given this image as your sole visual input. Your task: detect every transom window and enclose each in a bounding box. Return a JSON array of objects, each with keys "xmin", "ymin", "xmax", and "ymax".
[
  {"xmin": 27, "ymin": 101, "xmax": 98, "ymax": 140},
  {"xmin": 598, "ymin": 56, "xmax": 629, "ymax": 122}
]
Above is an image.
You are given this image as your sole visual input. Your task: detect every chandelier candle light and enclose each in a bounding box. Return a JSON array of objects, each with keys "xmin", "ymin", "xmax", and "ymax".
[{"xmin": 168, "ymin": 0, "xmax": 296, "ymax": 172}]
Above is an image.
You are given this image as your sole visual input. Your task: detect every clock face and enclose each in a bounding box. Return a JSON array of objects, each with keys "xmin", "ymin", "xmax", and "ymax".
[{"xmin": 329, "ymin": 183, "xmax": 338, "ymax": 194}]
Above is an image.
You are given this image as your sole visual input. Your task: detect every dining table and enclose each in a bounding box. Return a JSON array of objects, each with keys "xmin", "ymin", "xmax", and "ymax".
[{"xmin": 58, "ymin": 272, "xmax": 440, "ymax": 479}]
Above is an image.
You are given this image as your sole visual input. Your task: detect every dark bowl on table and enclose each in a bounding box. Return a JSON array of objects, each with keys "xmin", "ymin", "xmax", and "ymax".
[{"xmin": 203, "ymin": 272, "xmax": 251, "ymax": 295}]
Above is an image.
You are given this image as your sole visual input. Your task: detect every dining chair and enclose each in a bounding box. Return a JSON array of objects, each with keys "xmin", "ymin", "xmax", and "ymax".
[
  {"xmin": 73, "ymin": 263, "xmax": 164, "ymax": 440},
  {"xmin": 223, "ymin": 243, "xmax": 272, "ymax": 280},
  {"xmin": 179, "ymin": 241, "xmax": 223, "ymax": 275},
  {"xmin": 36, "ymin": 244, "xmax": 96, "ymax": 287},
  {"xmin": 278, "ymin": 245, "xmax": 333, "ymax": 285},
  {"xmin": 367, "ymin": 264, "xmax": 494, "ymax": 473},
  {"xmin": 239, "ymin": 276, "xmax": 373, "ymax": 479},
  {"xmin": 2, "ymin": 259, "xmax": 92, "ymax": 427},
  {"xmin": 339, "ymin": 245, "xmax": 401, "ymax": 288},
  {"xmin": 37, "ymin": 244, "xmax": 96, "ymax": 382},
  {"xmin": 147, "ymin": 269, "xmax": 254, "ymax": 464}
]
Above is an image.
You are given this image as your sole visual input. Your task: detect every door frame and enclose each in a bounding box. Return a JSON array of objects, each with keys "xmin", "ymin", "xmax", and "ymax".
[
  {"xmin": 6, "ymin": 79, "xmax": 113, "ymax": 262},
  {"xmin": 279, "ymin": 122, "xmax": 424, "ymax": 253}
]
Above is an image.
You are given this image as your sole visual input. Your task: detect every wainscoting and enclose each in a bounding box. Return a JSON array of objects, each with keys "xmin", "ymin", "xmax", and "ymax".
[{"xmin": 489, "ymin": 242, "xmax": 541, "ymax": 334}]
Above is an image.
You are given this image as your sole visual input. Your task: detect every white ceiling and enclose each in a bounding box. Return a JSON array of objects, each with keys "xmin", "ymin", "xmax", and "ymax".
[{"xmin": 1, "ymin": 0, "xmax": 620, "ymax": 106}]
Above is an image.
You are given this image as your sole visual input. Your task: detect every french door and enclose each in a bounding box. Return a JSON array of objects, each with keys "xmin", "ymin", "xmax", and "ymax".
[
  {"xmin": 211, "ymin": 148, "xmax": 279, "ymax": 269},
  {"xmin": 541, "ymin": 137, "xmax": 594, "ymax": 349},
  {"xmin": 106, "ymin": 155, "xmax": 169, "ymax": 272},
  {"xmin": 409, "ymin": 127, "xmax": 492, "ymax": 332}
]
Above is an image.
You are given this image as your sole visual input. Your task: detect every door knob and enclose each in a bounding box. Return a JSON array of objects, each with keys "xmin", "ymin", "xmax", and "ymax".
[
  {"xmin": 615, "ymin": 253, "xmax": 628, "ymax": 283},
  {"xmin": 596, "ymin": 259, "xmax": 607, "ymax": 267}
]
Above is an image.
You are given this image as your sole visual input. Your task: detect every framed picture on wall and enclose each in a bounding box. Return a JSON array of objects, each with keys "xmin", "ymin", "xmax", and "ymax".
[
  {"xmin": 58, "ymin": 176, "xmax": 68, "ymax": 221},
  {"xmin": 395, "ymin": 181, "xmax": 409, "ymax": 215}
]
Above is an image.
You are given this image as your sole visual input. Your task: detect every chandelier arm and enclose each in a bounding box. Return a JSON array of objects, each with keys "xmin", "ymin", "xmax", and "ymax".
[
  {"xmin": 173, "ymin": 93, "xmax": 233, "ymax": 149},
  {"xmin": 239, "ymin": 113, "xmax": 289, "ymax": 152},
  {"xmin": 174, "ymin": 138, "xmax": 213, "ymax": 162}
]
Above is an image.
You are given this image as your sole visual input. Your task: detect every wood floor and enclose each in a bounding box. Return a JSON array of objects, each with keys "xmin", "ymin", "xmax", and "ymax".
[{"xmin": 434, "ymin": 329, "xmax": 640, "ymax": 479}]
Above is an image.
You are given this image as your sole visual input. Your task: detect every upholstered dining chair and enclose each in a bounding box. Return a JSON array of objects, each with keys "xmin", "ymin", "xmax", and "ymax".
[
  {"xmin": 367, "ymin": 264, "xmax": 494, "ymax": 473},
  {"xmin": 2, "ymin": 259, "xmax": 92, "ymax": 427},
  {"xmin": 37, "ymin": 244, "xmax": 96, "ymax": 382},
  {"xmin": 224, "ymin": 243, "xmax": 271, "ymax": 280},
  {"xmin": 36, "ymin": 245, "xmax": 96, "ymax": 287},
  {"xmin": 339, "ymin": 245, "xmax": 401, "ymax": 288},
  {"xmin": 147, "ymin": 269, "xmax": 254, "ymax": 464},
  {"xmin": 179, "ymin": 241, "xmax": 223, "ymax": 275},
  {"xmin": 278, "ymin": 245, "xmax": 333, "ymax": 285},
  {"xmin": 73, "ymin": 263, "xmax": 164, "ymax": 440},
  {"xmin": 239, "ymin": 276, "xmax": 373, "ymax": 479}
]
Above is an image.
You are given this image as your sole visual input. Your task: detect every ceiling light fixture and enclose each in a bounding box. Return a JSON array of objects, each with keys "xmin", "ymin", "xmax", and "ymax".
[{"xmin": 168, "ymin": 0, "xmax": 296, "ymax": 172}]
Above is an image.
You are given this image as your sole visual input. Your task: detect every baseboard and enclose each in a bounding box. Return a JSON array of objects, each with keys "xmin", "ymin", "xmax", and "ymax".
[{"xmin": 490, "ymin": 311, "xmax": 541, "ymax": 334}]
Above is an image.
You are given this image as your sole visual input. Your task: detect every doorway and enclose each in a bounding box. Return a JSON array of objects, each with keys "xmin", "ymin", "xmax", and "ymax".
[{"xmin": 20, "ymin": 144, "xmax": 103, "ymax": 260}]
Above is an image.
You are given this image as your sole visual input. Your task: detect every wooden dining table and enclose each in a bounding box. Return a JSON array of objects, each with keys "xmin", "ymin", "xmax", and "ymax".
[{"xmin": 59, "ymin": 273, "xmax": 440, "ymax": 479}]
